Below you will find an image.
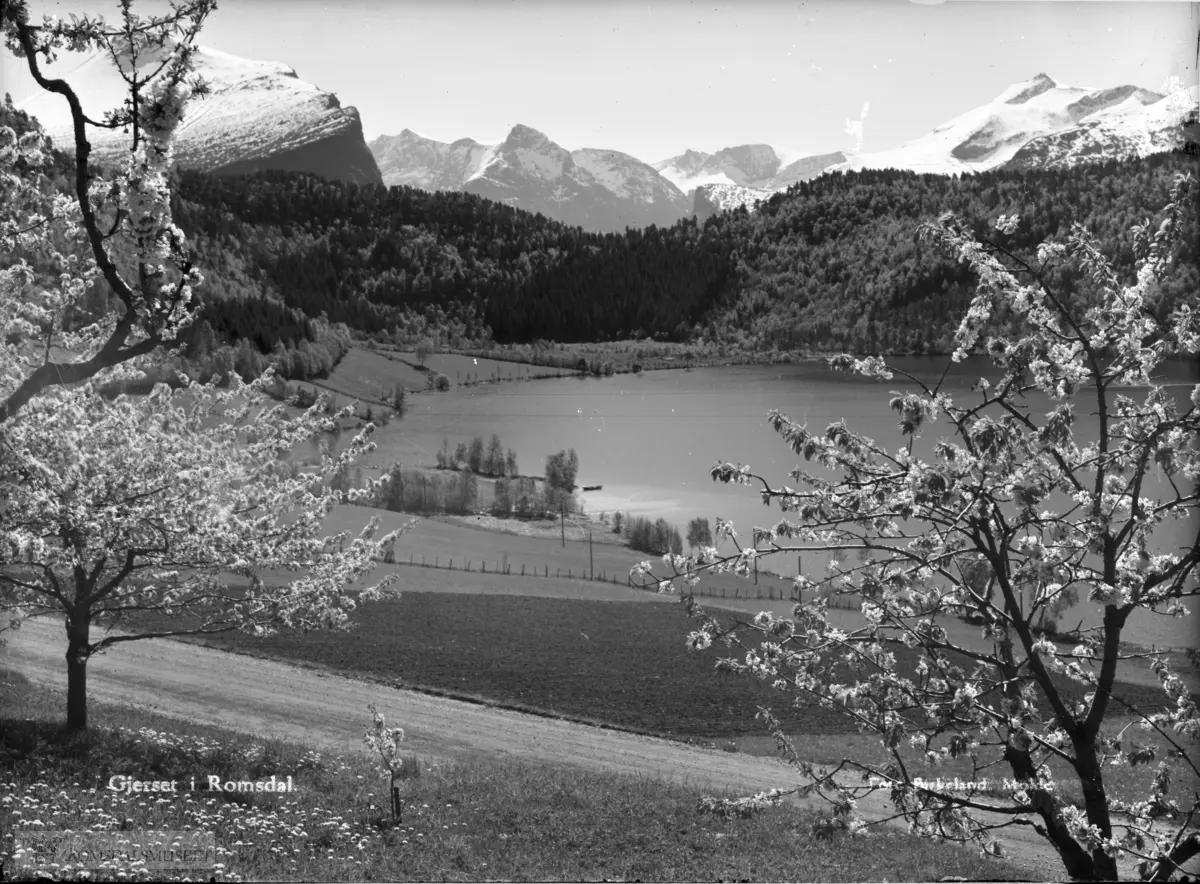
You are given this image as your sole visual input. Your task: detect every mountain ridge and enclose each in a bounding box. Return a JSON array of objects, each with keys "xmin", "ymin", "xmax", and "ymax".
[
  {"xmin": 836, "ymin": 72, "xmax": 1188, "ymax": 175},
  {"xmin": 17, "ymin": 43, "xmax": 382, "ymax": 186},
  {"xmin": 368, "ymin": 73, "xmax": 1193, "ymax": 231}
]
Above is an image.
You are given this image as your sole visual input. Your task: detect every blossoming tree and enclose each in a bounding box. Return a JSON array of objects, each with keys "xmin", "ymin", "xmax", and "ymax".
[
  {"xmin": 1, "ymin": 0, "xmax": 406, "ymax": 732},
  {"xmin": 2, "ymin": 377, "xmax": 404, "ymax": 731},
  {"xmin": 1, "ymin": 0, "xmax": 217, "ymax": 419},
  {"xmin": 637, "ymin": 175, "xmax": 1199, "ymax": 881}
]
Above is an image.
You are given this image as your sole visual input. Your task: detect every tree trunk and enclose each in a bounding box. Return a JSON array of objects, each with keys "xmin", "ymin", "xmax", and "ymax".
[
  {"xmin": 1004, "ymin": 741, "xmax": 1096, "ymax": 879},
  {"xmin": 65, "ymin": 614, "xmax": 91, "ymax": 732},
  {"xmin": 1075, "ymin": 746, "xmax": 1119, "ymax": 881}
]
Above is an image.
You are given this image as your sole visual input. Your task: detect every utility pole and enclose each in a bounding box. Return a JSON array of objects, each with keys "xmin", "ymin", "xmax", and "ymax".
[
  {"xmin": 589, "ymin": 532, "xmax": 593, "ymax": 580},
  {"xmin": 560, "ymin": 503, "xmax": 565, "ymax": 548}
]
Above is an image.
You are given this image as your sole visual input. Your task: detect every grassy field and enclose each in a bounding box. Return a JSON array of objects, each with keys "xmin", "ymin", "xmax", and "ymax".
[
  {"xmin": 332, "ymin": 505, "xmax": 670, "ymax": 582},
  {"xmin": 350, "ymin": 561, "xmax": 672, "ymax": 604},
  {"xmin": 132, "ymin": 592, "xmax": 1190, "ymax": 750},
  {"xmin": 292, "ymin": 347, "xmax": 429, "ymax": 407},
  {"xmin": 329, "ymin": 504, "xmax": 808, "ymax": 601},
  {"xmin": 149, "ymin": 593, "xmax": 837, "ymax": 739},
  {"xmin": 0, "ymin": 669, "xmax": 1033, "ymax": 882},
  {"xmin": 141, "ymin": 590, "xmax": 1197, "ymax": 820}
]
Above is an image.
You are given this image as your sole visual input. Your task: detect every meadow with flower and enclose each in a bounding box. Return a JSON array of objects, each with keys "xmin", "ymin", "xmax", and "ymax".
[{"xmin": 0, "ymin": 672, "xmax": 1035, "ymax": 881}]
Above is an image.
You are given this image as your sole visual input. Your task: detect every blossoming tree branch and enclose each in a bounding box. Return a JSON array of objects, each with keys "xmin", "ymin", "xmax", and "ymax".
[
  {"xmin": 635, "ymin": 176, "xmax": 1199, "ymax": 881},
  {"xmin": 1, "ymin": 0, "xmax": 408, "ymax": 732}
]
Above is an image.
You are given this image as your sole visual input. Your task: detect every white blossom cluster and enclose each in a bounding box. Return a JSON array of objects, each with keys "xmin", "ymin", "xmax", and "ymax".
[
  {"xmin": 1, "ymin": 2, "xmax": 217, "ymax": 418},
  {"xmin": 2, "ymin": 374, "xmax": 405, "ymax": 642}
]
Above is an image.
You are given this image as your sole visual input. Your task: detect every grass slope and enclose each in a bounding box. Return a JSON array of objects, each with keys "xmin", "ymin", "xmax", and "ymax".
[
  {"xmin": 0, "ymin": 669, "xmax": 1034, "ymax": 882},
  {"xmin": 329, "ymin": 504, "xmax": 803, "ymax": 600},
  {"xmin": 293, "ymin": 347, "xmax": 428, "ymax": 406}
]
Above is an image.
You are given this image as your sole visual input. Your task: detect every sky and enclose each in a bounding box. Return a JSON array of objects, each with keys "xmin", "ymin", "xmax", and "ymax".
[{"xmin": 3, "ymin": 1, "xmax": 1198, "ymax": 163}]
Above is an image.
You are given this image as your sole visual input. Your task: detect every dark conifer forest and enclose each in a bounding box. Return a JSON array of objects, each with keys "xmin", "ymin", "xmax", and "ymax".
[{"xmin": 171, "ymin": 152, "xmax": 1197, "ymax": 355}]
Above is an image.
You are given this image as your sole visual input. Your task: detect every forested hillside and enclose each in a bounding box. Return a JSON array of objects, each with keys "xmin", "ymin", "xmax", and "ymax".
[
  {"xmin": 1, "ymin": 95, "xmax": 350, "ymax": 384},
  {"xmin": 712, "ymin": 153, "xmax": 1198, "ymax": 352},
  {"xmin": 8, "ymin": 85, "xmax": 1194, "ymax": 359},
  {"xmin": 172, "ymin": 171, "xmax": 732, "ymax": 345},
  {"xmin": 172, "ymin": 152, "xmax": 1197, "ymax": 355}
]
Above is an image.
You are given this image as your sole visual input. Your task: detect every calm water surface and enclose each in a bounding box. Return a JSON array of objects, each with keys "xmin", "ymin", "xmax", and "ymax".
[{"xmin": 367, "ymin": 356, "xmax": 1198, "ymax": 648}]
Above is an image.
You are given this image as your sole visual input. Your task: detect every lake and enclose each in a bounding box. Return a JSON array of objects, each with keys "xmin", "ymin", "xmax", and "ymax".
[{"xmin": 361, "ymin": 355, "xmax": 1199, "ymax": 649}]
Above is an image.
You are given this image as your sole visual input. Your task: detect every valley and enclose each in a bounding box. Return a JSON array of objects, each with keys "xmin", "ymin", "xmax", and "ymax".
[{"xmin": 3, "ymin": 3, "xmax": 1199, "ymax": 880}]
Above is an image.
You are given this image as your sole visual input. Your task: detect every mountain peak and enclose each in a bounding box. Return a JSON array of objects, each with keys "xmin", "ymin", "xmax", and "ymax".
[
  {"xmin": 505, "ymin": 123, "xmax": 554, "ymax": 146},
  {"xmin": 1003, "ymin": 73, "xmax": 1059, "ymax": 104}
]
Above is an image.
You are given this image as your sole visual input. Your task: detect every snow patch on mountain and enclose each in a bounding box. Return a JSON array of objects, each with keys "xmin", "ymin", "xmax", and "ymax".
[
  {"xmin": 769, "ymin": 152, "xmax": 847, "ymax": 189},
  {"xmin": 19, "ymin": 43, "xmax": 381, "ymax": 184},
  {"xmin": 572, "ymin": 148, "xmax": 689, "ymax": 212},
  {"xmin": 838, "ymin": 73, "xmax": 1174, "ymax": 176},
  {"xmin": 370, "ymin": 130, "xmax": 492, "ymax": 190},
  {"xmin": 452, "ymin": 124, "xmax": 689, "ymax": 231},
  {"xmin": 693, "ymin": 183, "xmax": 775, "ymax": 222},
  {"xmin": 1009, "ymin": 85, "xmax": 1198, "ymax": 169},
  {"xmin": 655, "ymin": 145, "xmax": 844, "ymax": 194}
]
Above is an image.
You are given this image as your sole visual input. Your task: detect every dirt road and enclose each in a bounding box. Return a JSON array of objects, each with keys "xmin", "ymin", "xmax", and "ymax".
[{"xmin": 2, "ymin": 617, "xmax": 1106, "ymax": 881}]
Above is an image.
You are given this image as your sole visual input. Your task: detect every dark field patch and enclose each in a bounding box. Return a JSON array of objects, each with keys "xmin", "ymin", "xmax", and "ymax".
[
  {"xmin": 155, "ymin": 593, "xmax": 848, "ymax": 739},
  {"xmin": 131, "ymin": 592, "xmax": 1188, "ymax": 744}
]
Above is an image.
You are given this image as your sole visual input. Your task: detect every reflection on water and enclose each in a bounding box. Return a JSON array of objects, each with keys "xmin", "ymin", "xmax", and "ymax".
[{"xmin": 361, "ymin": 356, "xmax": 1198, "ymax": 648}]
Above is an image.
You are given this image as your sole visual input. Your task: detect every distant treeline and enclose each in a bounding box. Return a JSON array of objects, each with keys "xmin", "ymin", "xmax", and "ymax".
[
  {"xmin": 374, "ymin": 466, "xmax": 480, "ymax": 516},
  {"xmin": 614, "ymin": 513, "xmax": 684, "ymax": 557},
  {"xmin": 435, "ymin": 435, "xmax": 519, "ymax": 478},
  {"xmin": 370, "ymin": 466, "xmax": 581, "ymax": 518}
]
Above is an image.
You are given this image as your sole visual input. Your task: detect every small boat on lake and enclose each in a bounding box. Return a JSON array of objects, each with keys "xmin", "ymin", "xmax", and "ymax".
[{"xmin": 582, "ymin": 484, "xmax": 602, "ymax": 492}]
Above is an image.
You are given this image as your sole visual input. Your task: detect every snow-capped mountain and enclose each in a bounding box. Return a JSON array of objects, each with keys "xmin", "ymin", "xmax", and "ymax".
[
  {"xmin": 462, "ymin": 125, "xmax": 676, "ymax": 232},
  {"xmin": 837, "ymin": 73, "xmax": 1187, "ymax": 175},
  {"xmin": 693, "ymin": 183, "xmax": 776, "ymax": 222},
  {"xmin": 1008, "ymin": 85, "xmax": 1199, "ymax": 169},
  {"xmin": 654, "ymin": 145, "xmax": 845, "ymax": 194},
  {"xmin": 369, "ymin": 130, "xmax": 492, "ymax": 191},
  {"xmin": 769, "ymin": 151, "xmax": 848, "ymax": 189},
  {"xmin": 365, "ymin": 72, "xmax": 1191, "ymax": 231},
  {"xmin": 569, "ymin": 148, "xmax": 692, "ymax": 228},
  {"xmin": 18, "ymin": 44, "xmax": 381, "ymax": 185},
  {"xmin": 368, "ymin": 124, "xmax": 691, "ymax": 232}
]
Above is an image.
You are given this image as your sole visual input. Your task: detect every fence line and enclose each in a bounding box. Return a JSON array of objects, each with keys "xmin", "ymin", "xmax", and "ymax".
[
  {"xmin": 380, "ymin": 553, "xmax": 860, "ymax": 608},
  {"xmin": 386, "ymin": 553, "xmax": 625, "ymax": 586}
]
